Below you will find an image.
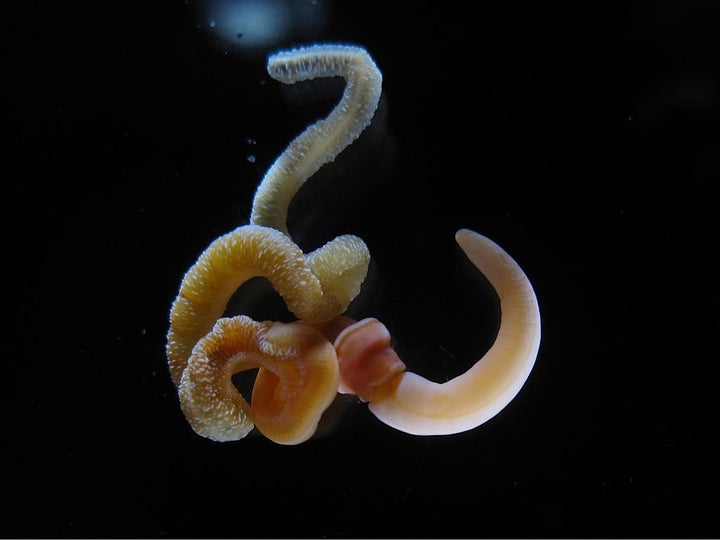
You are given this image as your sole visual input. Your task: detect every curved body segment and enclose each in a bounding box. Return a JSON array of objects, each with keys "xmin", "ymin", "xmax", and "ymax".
[{"xmin": 354, "ymin": 229, "xmax": 541, "ymax": 435}]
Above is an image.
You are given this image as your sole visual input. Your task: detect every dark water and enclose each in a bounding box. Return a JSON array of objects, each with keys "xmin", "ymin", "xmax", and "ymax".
[{"xmin": 6, "ymin": 1, "xmax": 719, "ymax": 537}]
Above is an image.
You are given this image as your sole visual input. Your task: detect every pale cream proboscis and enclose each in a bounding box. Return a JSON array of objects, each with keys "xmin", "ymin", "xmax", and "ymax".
[
  {"xmin": 365, "ymin": 229, "xmax": 541, "ymax": 435},
  {"xmin": 250, "ymin": 44, "xmax": 383, "ymax": 233},
  {"xmin": 167, "ymin": 43, "xmax": 382, "ymax": 444}
]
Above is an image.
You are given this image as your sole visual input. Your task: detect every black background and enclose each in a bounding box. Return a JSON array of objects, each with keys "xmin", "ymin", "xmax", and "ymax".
[{"xmin": 5, "ymin": 0, "xmax": 720, "ymax": 538}]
